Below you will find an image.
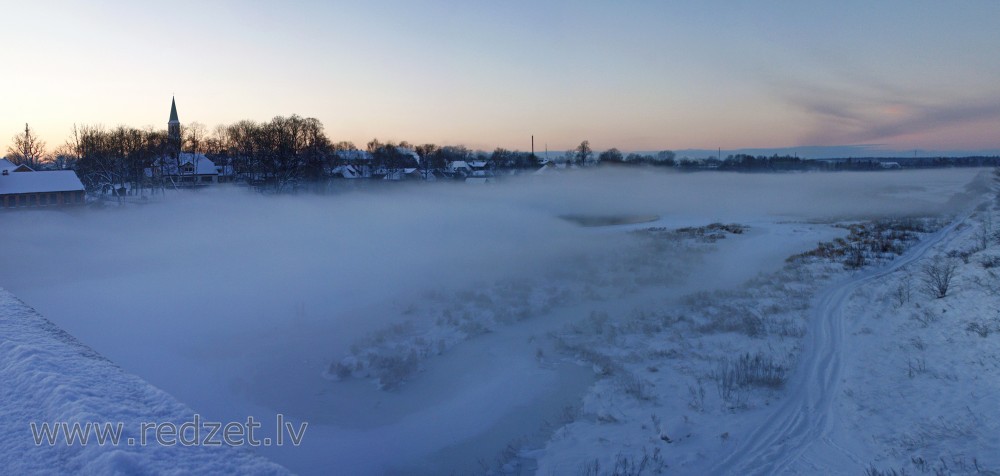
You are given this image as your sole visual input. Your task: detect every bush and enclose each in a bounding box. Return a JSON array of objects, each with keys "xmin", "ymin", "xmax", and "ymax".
[
  {"xmin": 618, "ymin": 374, "xmax": 654, "ymax": 401},
  {"xmin": 372, "ymin": 351, "xmax": 419, "ymax": 390},
  {"xmin": 921, "ymin": 257, "xmax": 959, "ymax": 299},
  {"xmin": 980, "ymin": 255, "xmax": 1000, "ymax": 269},
  {"xmin": 966, "ymin": 314, "xmax": 1000, "ymax": 337},
  {"xmin": 713, "ymin": 352, "xmax": 786, "ymax": 404},
  {"xmin": 893, "ymin": 274, "xmax": 913, "ymax": 306}
]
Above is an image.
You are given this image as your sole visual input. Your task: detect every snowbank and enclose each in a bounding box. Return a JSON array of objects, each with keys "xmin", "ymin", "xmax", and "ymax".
[
  {"xmin": 0, "ymin": 289, "xmax": 288, "ymax": 475},
  {"xmin": 834, "ymin": 201, "xmax": 1000, "ymax": 474}
]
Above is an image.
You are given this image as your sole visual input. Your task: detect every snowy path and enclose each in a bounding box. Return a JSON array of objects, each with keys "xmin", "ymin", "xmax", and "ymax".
[{"xmin": 710, "ymin": 214, "xmax": 971, "ymax": 475}]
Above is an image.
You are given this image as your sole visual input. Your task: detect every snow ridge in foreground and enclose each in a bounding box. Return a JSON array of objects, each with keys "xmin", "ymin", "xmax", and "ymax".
[{"xmin": 0, "ymin": 289, "xmax": 288, "ymax": 475}]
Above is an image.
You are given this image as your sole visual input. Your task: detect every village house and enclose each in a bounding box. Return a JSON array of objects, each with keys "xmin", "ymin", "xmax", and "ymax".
[
  {"xmin": 148, "ymin": 153, "xmax": 219, "ymax": 186},
  {"xmin": 143, "ymin": 98, "xmax": 220, "ymax": 187},
  {"xmin": 0, "ymin": 158, "xmax": 86, "ymax": 209}
]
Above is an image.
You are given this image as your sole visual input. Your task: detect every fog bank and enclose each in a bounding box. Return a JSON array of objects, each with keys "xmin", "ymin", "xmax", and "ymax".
[{"xmin": 0, "ymin": 167, "xmax": 984, "ymax": 473}]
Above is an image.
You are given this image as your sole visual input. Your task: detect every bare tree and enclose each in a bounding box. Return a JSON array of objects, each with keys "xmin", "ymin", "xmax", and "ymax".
[
  {"xmin": 332, "ymin": 141, "xmax": 356, "ymax": 152},
  {"xmin": 921, "ymin": 257, "xmax": 959, "ymax": 299},
  {"xmin": 183, "ymin": 121, "xmax": 208, "ymax": 154},
  {"xmin": 599, "ymin": 148, "xmax": 624, "ymax": 163},
  {"xmin": 893, "ymin": 274, "xmax": 913, "ymax": 306},
  {"xmin": 416, "ymin": 143, "xmax": 440, "ymax": 179},
  {"xmin": 978, "ymin": 214, "xmax": 996, "ymax": 250},
  {"xmin": 7, "ymin": 123, "xmax": 47, "ymax": 169},
  {"xmin": 48, "ymin": 143, "xmax": 78, "ymax": 170},
  {"xmin": 575, "ymin": 140, "xmax": 592, "ymax": 165}
]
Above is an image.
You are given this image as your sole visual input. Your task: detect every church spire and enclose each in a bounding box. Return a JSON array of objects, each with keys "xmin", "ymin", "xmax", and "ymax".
[
  {"xmin": 168, "ymin": 96, "xmax": 181, "ymax": 158},
  {"xmin": 169, "ymin": 96, "xmax": 179, "ymax": 123}
]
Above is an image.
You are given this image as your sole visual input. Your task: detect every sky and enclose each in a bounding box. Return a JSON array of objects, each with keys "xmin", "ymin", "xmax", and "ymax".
[{"xmin": 1, "ymin": 0, "xmax": 999, "ymax": 156}]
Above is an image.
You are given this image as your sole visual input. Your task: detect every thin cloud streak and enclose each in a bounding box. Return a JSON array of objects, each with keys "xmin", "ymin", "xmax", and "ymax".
[{"xmin": 783, "ymin": 83, "xmax": 1000, "ymax": 147}]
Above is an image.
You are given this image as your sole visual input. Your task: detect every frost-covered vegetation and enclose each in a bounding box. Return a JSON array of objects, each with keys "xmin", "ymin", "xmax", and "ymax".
[
  {"xmin": 847, "ymin": 175, "xmax": 1000, "ymax": 475},
  {"xmin": 537, "ymin": 214, "xmax": 949, "ymax": 473},
  {"xmin": 328, "ymin": 224, "xmax": 748, "ymax": 390}
]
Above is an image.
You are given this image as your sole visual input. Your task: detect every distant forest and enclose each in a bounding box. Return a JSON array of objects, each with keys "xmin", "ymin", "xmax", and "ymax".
[{"xmin": 5, "ymin": 118, "xmax": 999, "ymax": 195}]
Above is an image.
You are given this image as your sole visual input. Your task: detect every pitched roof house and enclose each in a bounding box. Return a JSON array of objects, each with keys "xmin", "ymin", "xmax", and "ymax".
[
  {"xmin": 148, "ymin": 153, "xmax": 219, "ymax": 186},
  {"xmin": 0, "ymin": 160, "xmax": 86, "ymax": 208}
]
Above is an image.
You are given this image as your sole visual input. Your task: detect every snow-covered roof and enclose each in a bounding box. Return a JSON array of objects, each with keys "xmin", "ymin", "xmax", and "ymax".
[
  {"xmin": 448, "ymin": 161, "xmax": 471, "ymax": 170},
  {"xmin": 0, "ymin": 170, "xmax": 84, "ymax": 195},
  {"xmin": 333, "ymin": 164, "xmax": 363, "ymax": 178},
  {"xmin": 155, "ymin": 154, "xmax": 218, "ymax": 175},
  {"xmin": 0, "ymin": 158, "xmax": 16, "ymax": 173},
  {"xmin": 180, "ymin": 154, "xmax": 217, "ymax": 175},
  {"xmin": 469, "ymin": 161, "xmax": 488, "ymax": 168}
]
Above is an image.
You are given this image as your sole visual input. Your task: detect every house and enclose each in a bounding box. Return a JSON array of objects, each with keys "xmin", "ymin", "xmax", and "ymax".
[
  {"xmin": 376, "ymin": 167, "xmax": 421, "ymax": 181},
  {"xmin": 148, "ymin": 153, "xmax": 219, "ymax": 186},
  {"xmin": 0, "ymin": 159, "xmax": 35, "ymax": 173},
  {"xmin": 447, "ymin": 161, "xmax": 471, "ymax": 174},
  {"xmin": 467, "ymin": 160, "xmax": 493, "ymax": 178},
  {"xmin": 331, "ymin": 164, "xmax": 372, "ymax": 179},
  {"xmin": 0, "ymin": 161, "xmax": 86, "ymax": 208}
]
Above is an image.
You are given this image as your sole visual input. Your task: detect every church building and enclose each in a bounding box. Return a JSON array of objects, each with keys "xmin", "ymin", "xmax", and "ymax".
[{"xmin": 150, "ymin": 97, "xmax": 219, "ymax": 185}]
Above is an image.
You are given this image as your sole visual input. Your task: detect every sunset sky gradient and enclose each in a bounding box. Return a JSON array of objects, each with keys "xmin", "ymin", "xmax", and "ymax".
[{"xmin": 2, "ymin": 0, "xmax": 999, "ymax": 156}]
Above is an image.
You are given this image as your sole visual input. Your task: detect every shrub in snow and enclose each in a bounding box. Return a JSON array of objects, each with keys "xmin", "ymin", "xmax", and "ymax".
[
  {"xmin": 698, "ymin": 305, "xmax": 766, "ymax": 337},
  {"xmin": 712, "ymin": 352, "xmax": 786, "ymax": 405},
  {"xmin": 845, "ymin": 242, "xmax": 867, "ymax": 269},
  {"xmin": 921, "ymin": 257, "xmax": 959, "ymax": 299},
  {"xmin": 580, "ymin": 447, "xmax": 666, "ymax": 476},
  {"xmin": 371, "ymin": 351, "xmax": 419, "ymax": 390},
  {"xmin": 617, "ymin": 374, "xmax": 653, "ymax": 401},
  {"xmin": 980, "ymin": 254, "xmax": 1000, "ymax": 269},
  {"xmin": 893, "ymin": 274, "xmax": 913, "ymax": 307},
  {"xmin": 965, "ymin": 314, "xmax": 1000, "ymax": 337}
]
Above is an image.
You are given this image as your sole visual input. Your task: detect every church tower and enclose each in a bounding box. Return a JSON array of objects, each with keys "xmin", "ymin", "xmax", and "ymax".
[{"xmin": 168, "ymin": 96, "xmax": 181, "ymax": 158}]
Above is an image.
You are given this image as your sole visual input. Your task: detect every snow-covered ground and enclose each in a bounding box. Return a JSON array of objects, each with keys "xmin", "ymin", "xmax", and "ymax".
[
  {"xmin": 0, "ymin": 289, "xmax": 288, "ymax": 474},
  {"xmin": 534, "ymin": 170, "xmax": 998, "ymax": 475},
  {"xmin": 820, "ymin": 194, "xmax": 1000, "ymax": 474},
  {"xmin": 0, "ymin": 168, "xmax": 990, "ymax": 474}
]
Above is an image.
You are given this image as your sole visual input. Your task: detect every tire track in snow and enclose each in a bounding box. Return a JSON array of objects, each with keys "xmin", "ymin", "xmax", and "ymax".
[{"xmin": 710, "ymin": 214, "xmax": 970, "ymax": 475}]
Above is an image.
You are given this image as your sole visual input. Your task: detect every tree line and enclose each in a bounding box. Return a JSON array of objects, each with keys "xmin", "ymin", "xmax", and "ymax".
[
  {"xmin": 6, "ymin": 119, "xmax": 635, "ymax": 193},
  {"xmin": 7, "ymin": 120, "xmax": 998, "ymax": 195}
]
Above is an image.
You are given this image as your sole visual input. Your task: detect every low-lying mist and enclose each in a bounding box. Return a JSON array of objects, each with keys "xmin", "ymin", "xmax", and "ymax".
[{"xmin": 0, "ymin": 167, "xmax": 984, "ymax": 473}]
